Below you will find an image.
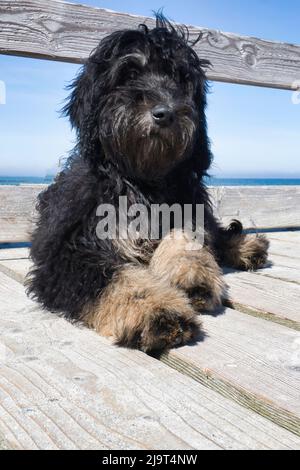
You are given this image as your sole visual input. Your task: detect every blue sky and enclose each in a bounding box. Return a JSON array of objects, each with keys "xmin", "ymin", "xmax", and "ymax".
[{"xmin": 0, "ymin": 0, "xmax": 299, "ymax": 177}]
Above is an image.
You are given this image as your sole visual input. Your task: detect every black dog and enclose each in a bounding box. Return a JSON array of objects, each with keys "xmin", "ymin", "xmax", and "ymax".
[{"xmin": 27, "ymin": 14, "xmax": 269, "ymax": 352}]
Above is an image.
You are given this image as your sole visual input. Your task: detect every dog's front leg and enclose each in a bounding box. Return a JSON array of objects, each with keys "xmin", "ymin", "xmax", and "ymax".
[
  {"xmin": 83, "ymin": 264, "xmax": 200, "ymax": 352},
  {"xmin": 150, "ymin": 230, "xmax": 226, "ymax": 311}
]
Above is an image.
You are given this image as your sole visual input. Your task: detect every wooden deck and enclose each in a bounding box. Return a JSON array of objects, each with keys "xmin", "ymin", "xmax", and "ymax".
[
  {"xmin": 0, "ymin": 223, "xmax": 299, "ymax": 449},
  {"xmin": 1, "ymin": 0, "xmax": 300, "ymax": 450}
]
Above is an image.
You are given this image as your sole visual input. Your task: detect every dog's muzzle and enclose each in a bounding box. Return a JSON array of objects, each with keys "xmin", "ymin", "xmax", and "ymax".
[{"xmin": 151, "ymin": 104, "xmax": 174, "ymax": 127}]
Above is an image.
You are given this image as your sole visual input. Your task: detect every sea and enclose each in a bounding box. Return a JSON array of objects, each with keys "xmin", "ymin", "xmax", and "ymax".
[{"xmin": 0, "ymin": 176, "xmax": 300, "ymax": 186}]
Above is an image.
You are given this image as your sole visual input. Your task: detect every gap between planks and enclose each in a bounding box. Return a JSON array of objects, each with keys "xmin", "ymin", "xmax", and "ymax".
[
  {"xmin": 163, "ymin": 305, "xmax": 300, "ymax": 432},
  {"xmin": 1, "ymin": 249, "xmax": 299, "ymax": 330},
  {"xmin": 0, "ymin": 256, "xmax": 299, "ymax": 441},
  {"xmin": 159, "ymin": 353, "xmax": 300, "ymax": 438},
  {"xmin": 1, "ymin": 257, "xmax": 298, "ymax": 332},
  {"xmin": 223, "ymin": 300, "xmax": 300, "ymax": 332},
  {"xmin": 222, "ymin": 269, "xmax": 300, "ymax": 328},
  {"xmin": 0, "ymin": 186, "xmax": 299, "ymax": 243},
  {"xmin": 2, "ymin": 272, "xmax": 299, "ymax": 449}
]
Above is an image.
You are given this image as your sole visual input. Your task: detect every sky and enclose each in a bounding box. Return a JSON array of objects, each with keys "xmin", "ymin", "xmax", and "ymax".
[{"xmin": 0, "ymin": 0, "xmax": 299, "ymax": 178}]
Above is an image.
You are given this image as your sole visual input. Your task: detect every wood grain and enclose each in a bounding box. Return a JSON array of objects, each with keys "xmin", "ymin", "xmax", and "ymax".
[
  {"xmin": 1, "ymin": 273, "xmax": 298, "ymax": 449},
  {"xmin": 0, "ymin": 0, "xmax": 300, "ymax": 90},
  {"xmin": 2, "ymin": 245, "xmax": 300, "ymax": 287},
  {"xmin": 0, "ymin": 258, "xmax": 300, "ymax": 418},
  {"xmin": 0, "ymin": 185, "xmax": 42, "ymax": 243},
  {"xmin": 1, "ymin": 185, "xmax": 299, "ymax": 243},
  {"xmin": 257, "ymin": 256, "xmax": 300, "ymax": 284},
  {"xmin": 0, "ymin": 248, "xmax": 30, "ymax": 261},
  {"xmin": 1, "ymin": 252, "xmax": 300, "ymax": 435},
  {"xmin": 224, "ymin": 270, "xmax": 300, "ymax": 323},
  {"xmin": 268, "ymin": 232, "xmax": 300, "ymax": 243},
  {"xmin": 269, "ymin": 239, "xmax": 300, "ymax": 259},
  {"xmin": 2, "ymin": 249, "xmax": 299, "ymax": 326},
  {"xmin": 0, "ymin": 259, "xmax": 32, "ymax": 284},
  {"xmin": 210, "ymin": 186, "xmax": 300, "ymax": 230},
  {"xmin": 170, "ymin": 307, "xmax": 300, "ymax": 423},
  {"xmin": 248, "ymin": 234, "xmax": 300, "ymax": 284}
]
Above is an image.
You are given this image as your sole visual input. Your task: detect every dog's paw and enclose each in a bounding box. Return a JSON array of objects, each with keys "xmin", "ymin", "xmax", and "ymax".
[
  {"xmin": 237, "ymin": 235, "xmax": 269, "ymax": 271},
  {"xmin": 185, "ymin": 278, "xmax": 224, "ymax": 312},
  {"xmin": 181, "ymin": 253, "xmax": 226, "ymax": 311},
  {"xmin": 106, "ymin": 266, "xmax": 202, "ymax": 353},
  {"xmin": 150, "ymin": 230, "xmax": 225, "ymax": 312},
  {"xmin": 168, "ymin": 250, "xmax": 225, "ymax": 311},
  {"xmin": 139, "ymin": 308, "xmax": 200, "ymax": 353}
]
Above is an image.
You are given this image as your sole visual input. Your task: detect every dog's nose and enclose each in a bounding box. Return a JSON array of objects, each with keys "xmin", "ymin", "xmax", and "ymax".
[{"xmin": 151, "ymin": 105, "xmax": 174, "ymax": 126}]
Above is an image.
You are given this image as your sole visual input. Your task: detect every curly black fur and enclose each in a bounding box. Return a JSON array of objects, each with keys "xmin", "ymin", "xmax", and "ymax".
[{"xmin": 26, "ymin": 14, "xmax": 268, "ymax": 336}]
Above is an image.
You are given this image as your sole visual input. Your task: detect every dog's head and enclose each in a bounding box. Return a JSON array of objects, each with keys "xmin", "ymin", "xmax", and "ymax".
[{"xmin": 64, "ymin": 13, "xmax": 211, "ymax": 181}]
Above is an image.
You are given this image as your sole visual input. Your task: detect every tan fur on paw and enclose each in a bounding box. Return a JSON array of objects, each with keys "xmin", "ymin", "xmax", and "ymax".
[
  {"xmin": 150, "ymin": 230, "xmax": 226, "ymax": 311},
  {"xmin": 83, "ymin": 265, "xmax": 201, "ymax": 351},
  {"xmin": 224, "ymin": 234, "xmax": 269, "ymax": 271},
  {"xmin": 138, "ymin": 308, "xmax": 200, "ymax": 352}
]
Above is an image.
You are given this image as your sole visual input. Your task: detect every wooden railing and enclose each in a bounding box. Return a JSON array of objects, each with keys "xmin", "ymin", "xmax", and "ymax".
[
  {"xmin": 1, "ymin": 0, "xmax": 300, "ymax": 242},
  {"xmin": 1, "ymin": 0, "xmax": 300, "ymax": 89},
  {"xmin": 0, "ymin": 185, "xmax": 300, "ymax": 243}
]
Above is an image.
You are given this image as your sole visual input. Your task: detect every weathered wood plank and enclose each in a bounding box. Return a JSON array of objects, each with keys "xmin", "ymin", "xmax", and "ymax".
[
  {"xmin": 2, "ymin": 259, "xmax": 300, "ymax": 436},
  {"xmin": 224, "ymin": 269, "xmax": 300, "ymax": 324},
  {"xmin": 210, "ymin": 186, "xmax": 300, "ymax": 230},
  {"xmin": 1, "ymin": 185, "xmax": 299, "ymax": 243},
  {"xmin": 256, "ymin": 238, "xmax": 300, "ymax": 284},
  {"xmin": 2, "ymin": 246, "xmax": 300, "ymax": 289},
  {"xmin": 1, "ymin": 273, "xmax": 298, "ymax": 449},
  {"xmin": 167, "ymin": 307, "xmax": 300, "ymax": 430},
  {"xmin": 268, "ymin": 232, "xmax": 300, "ymax": 243},
  {"xmin": 3, "ymin": 250, "xmax": 299, "ymax": 321},
  {"xmin": 0, "ymin": 185, "xmax": 43, "ymax": 243},
  {"xmin": 1, "ymin": 0, "xmax": 300, "ymax": 90},
  {"xmin": 258, "ymin": 255, "xmax": 300, "ymax": 284},
  {"xmin": 0, "ymin": 248, "xmax": 30, "ymax": 261},
  {"xmin": 269, "ymin": 239, "xmax": 300, "ymax": 259},
  {"xmin": 0, "ymin": 259, "xmax": 32, "ymax": 284}
]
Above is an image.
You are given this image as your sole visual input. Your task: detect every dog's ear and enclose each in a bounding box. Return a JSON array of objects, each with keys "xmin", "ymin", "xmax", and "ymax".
[{"xmin": 62, "ymin": 66, "xmax": 94, "ymax": 130}]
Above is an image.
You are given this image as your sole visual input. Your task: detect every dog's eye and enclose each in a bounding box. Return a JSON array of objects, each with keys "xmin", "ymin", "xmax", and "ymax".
[
  {"xmin": 181, "ymin": 71, "xmax": 190, "ymax": 82},
  {"xmin": 128, "ymin": 69, "xmax": 139, "ymax": 80}
]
